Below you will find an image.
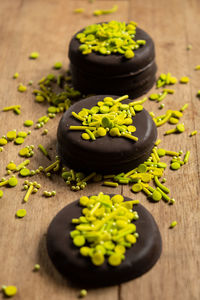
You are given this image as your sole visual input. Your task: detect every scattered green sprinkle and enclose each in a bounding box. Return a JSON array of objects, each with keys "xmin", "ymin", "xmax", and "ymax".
[
  {"xmin": 93, "ymin": 5, "xmax": 118, "ymax": 16},
  {"xmin": 14, "ymin": 137, "xmax": 25, "ymax": 145},
  {"xmin": 34, "ymin": 264, "xmax": 40, "ymax": 271},
  {"xmin": 7, "ymin": 130, "xmax": 17, "ymax": 141},
  {"xmin": 190, "ymin": 130, "xmax": 197, "ymax": 136},
  {"xmin": 180, "ymin": 76, "xmax": 189, "ymax": 84},
  {"xmin": 24, "ymin": 120, "xmax": 34, "ymax": 127},
  {"xmin": 170, "ymin": 162, "xmax": 181, "ymax": 170},
  {"xmin": 8, "ymin": 177, "xmax": 18, "ymax": 187},
  {"xmin": 16, "ymin": 208, "xmax": 27, "ymax": 218},
  {"xmin": 20, "ymin": 168, "xmax": 30, "ymax": 177},
  {"xmin": 74, "ymin": 8, "xmax": 85, "ymax": 13},
  {"xmin": 2, "ymin": 285, "xmax": 17, "ymax": 297},
  {"xmin": 18, "ymin": 83, "xmax": 27, "ymax": 92},
  {"xmin": 79, "ymin": 289, "xmax": 87, "ymax": 298},
  {"xmin": 13, "ymin": 72, "xmax": 19, "ymax": 79},
  {"xmin": 0, "ymin": 138, "xmax": 7, "ymax": 146},
  {"xmin": 53, "ymin": 62, "xmax": 62, "ymax": 69},
  {"xmin": 29, "ymin": 52, "xmax": 39, "ymax": 59},
  {"xmin": 170, "ymin": 221, "xmax": 177, "ymax": 228},
  {"xmin": 0, "ymin": 190, "xmax": 3, "ymax": 198}
]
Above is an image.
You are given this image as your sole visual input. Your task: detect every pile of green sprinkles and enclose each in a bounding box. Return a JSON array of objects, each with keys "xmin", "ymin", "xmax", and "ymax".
[
  {"xmin": 76, "ymin": 20, "xmax": 146, "ymax": 59},
  {"xmin": 70, "ymin": 95, "xmax": 147, "ymax": 142},
  {"xmin": 70, "ymin": 192, "xmax": 139, "ymax": 266}
]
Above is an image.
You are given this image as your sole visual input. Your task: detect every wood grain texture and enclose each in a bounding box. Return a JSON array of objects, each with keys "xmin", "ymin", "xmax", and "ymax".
[{"xmin": 0, "ymin": 0, "xmax": 199, "ymax": 299}]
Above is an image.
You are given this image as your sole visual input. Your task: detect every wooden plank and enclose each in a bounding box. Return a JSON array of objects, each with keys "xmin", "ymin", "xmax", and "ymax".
[
  {"xmin": 0, "ymin": 1, "xmax": 129, "ymax": 300},
  {"xmin": 121, "ymin": 0, "xmax": 200, "ymax": 299}
]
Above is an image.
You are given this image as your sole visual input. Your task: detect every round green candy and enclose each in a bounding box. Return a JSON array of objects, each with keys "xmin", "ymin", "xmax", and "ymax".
[
  {"xmin": 152, "ymin": 190, "xmax": 162, "ymax": 201},
  {"xmin": 24, "ymin": 120, "xmax": 34, "ymax": 127},
  {"xmin": 125, "ymin": 49, "xmax": 134, "ymax": 59},
  {"xmin": 0, "ymin": 138, "xmax": 7, "ymax": 146},
  {"xmin": 48, "ymin": 106, "xmax": 57, "ymax": 113},
  {"xmin": 169, "ymin": 117, "xmax": 179, "ymax": 125},
  {"xmin": 8, "ymin": 177, "xmax": 18, "ymax": 187},
  {"xmin": 108, "ymin": 253, "xmax": 122, "ymax": 266},
  {"xmin": 170, "ymin": 162, "xmax": 181, "ymax": 170},
  {"xmin": 19, "ymin": 147, "xmax": 29, "ymax": 156},
  {"xmin": 0, "ymin": 190, "xmax": 3, "ymax": 198},
  {"xmin": 29, "ymin": 51, "xmax": 39, "ymax": 59},
  {"xmin": 91, "ymin": 252, "xmax": 104, "ymax": 266},
  {"xmin": 35, "ymin": 95, "xmax": 45, "ymax": 102},
  {"xmin": 82, "ymin": 133, "xmax": 90, "ymax": 140},
  {"xmin": 138, "ymin": 164, "xmax": 147, "ymax": 173},
  {"xmin": 157, "ymin": 148, "xmax": 166, "ymax": 157},
  {"xmin": 134, "ymin": 104, "xmax": 143, "ymax": 112},
  {"xmin": 80, "ymin": 246, "xmax": 91, "ymax": 257},
  {"xmin": 54, "ymin": 62, "xmax": 62, "ymax": 69},
  {"xmin": 3, "ymin": 286, "xmax": 17, "ymax": 297},
  {"xmin": 100, "ymin": 105, "xmax": 110, "ymax": 114},
  {"xmin": 97, "ymin": 127, "xmax": 107, "ymax": 137},
  {"xmin": 17, "ymin": 131, "xmax": 27, "ymax": 138},
  {"xmin": 20, "ymin": 168, "xmax": 30, "ymax": 177},
  {"xmin": 127, "ymin": 125, "xmax": 136, "ymax": 132},
  {"xmin": 149, "ymin": 93, "xmax": 159, "ymax": 100},
  {"xmin": 6, "ymin": 163, "xmax": 16, "ymax": 171},
  {"xmin": 16, "ymin": 208, "xmax": 27, "ymax": 218},
  {"xmin": 14, "ymin": 137, "xmax": 25, "ymax": 145},
  {"xmin": 7, "ymin": 131, "xmax": 16, "ymax": 140},
  {"xmin": 132, "ymin": 183, "xmax": 142, "ymax": 192}
]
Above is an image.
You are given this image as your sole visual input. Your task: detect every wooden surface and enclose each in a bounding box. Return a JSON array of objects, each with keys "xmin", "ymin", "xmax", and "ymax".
[{"xmin": 0, "ymin": 0, "xmax": 200, "ymax": 299}]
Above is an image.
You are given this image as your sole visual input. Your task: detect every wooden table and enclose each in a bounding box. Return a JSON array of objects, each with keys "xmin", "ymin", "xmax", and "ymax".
[{"xmin": 0, "ymin": 0, "xmax": 200, "ymax": 299}]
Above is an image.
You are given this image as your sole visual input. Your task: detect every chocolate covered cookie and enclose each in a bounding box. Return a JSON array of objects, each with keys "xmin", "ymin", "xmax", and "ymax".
[
  {"xmin": 68, "ymin": 21, "xmax": 157, "ymax": 98},
  {"xmin": 46, "ymin": 193, "xmax": 162, "ymax": 286},
  {"xmin": 57, "ymin": 95, "xmax": 157, "ymax": 174}
]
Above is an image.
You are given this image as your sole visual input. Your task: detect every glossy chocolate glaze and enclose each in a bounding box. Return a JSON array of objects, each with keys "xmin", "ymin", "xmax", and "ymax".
[
  {"xmin": 57, "ymin": 95, "xmax": 157, "ymax": 174},
  {"xmin": 46, "ymin": 195, "xmax": 162, "ymax": 287}
]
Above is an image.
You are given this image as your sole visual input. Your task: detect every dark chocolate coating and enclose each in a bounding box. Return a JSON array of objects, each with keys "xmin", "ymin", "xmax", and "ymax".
[
  {"xmin": 68, "ymin": 26, "xmax": 157, "ymax": 97},
  {"xmin": 46, "ymin": 195, "xmax": 162, "ymax": 286},
  {"xmin": 57, "ymin": 95, "xmax": 157, "ymax": 174}
]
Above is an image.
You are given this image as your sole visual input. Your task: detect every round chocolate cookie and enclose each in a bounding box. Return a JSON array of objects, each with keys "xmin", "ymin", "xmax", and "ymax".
[
  {"xmin": 68, "ymin": 26, "xmax": 157, "ymax": 98},
  {"xmin": 46, "ymin": 195, "xmax": 162, "ymax": 286},
  {"xmin": 57, "ymin": 95, "xmax": 157, "ymax": 174}
]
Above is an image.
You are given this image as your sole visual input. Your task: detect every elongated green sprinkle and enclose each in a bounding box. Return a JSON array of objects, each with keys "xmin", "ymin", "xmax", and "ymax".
[
  {"xmin": 38, "ymin": 144, "xmax": 50, "ymax": 159},
  {"xmin": 0, "ymin": 190, "xmax": 3, "ymax": 198},
  {"xmin": 71, "ymin": 192, "xmax": 139, "ymax": 266},
  {"xmin": 103, "ymin": 181, "xmax": 118, "ymax": 187},
  {"xmin": 29, "ymin": 52, "xmax": 39, "ymax": 59},
  {"xmin": 190, "ymin": 130, "xmax": 197, "ymax": 136},
  {"xmin": 74, "ymin": 8, "xmax": 85, "ymax": 13},
  {"xmin": 93, "ymin": 5, "xmax": 118, "ymax": 16},
  {"xmin": 76, "ymin": 21, "xmax": 145, "ymax": 59}
]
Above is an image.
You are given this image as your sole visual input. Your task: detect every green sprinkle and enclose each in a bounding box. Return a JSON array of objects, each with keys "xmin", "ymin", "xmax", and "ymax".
[
  {"xmin": 76, "ymin": 21, "xmax": 144, "ymax": 59},
  {"xmin": 169, "ymin": 117, "xmax": 179, "ymax": 124},
  {"xmin": 152, "ymin": 190, "xmax": 162, "ymax": 202},
  {"xmin": 74, "ymin": 8, "xmax": 85, "ymax": 13},
  {"xmin": 134, "ymin": 104, "xmax": 143, "ymax": 112},
  {"xmin": 8, "ymin": 177, "xmax": 18, "ymax": 187},
  {"xmin": 18, "ymin": 83, "xmax": 27, "ymax": 92},
  {"xmin": 13, "ymin": 72, "xmax": 19, "ymax": 79},
  {"xmin": 132, "ymin": 183, "xmax": 142, "ymax": 192},
  {"xmin": 93, "ymin": 5, "xmax": 118, "ymax": 16},
  {"xmin": 16, "ymin": 208, "xmax": 27, "ymax": 218},
  {"xmin": 108, "ymin": 253, "xmax": 122, "ymax": 266},
  {"xmin": 19, "ymin": 147, "xmax": 29, "ymax": 157},
  {"xmin": 2, "ymin": 286, "xmax": 17, "ymax": 297},
  {"xmin": 0, "ymin": 190, "xmax": 3, "ymax": 198},
  {"xmin": 24, "ymin": 120, "xmax": 34, "ymax": 127},
  {"xmin": 138, "ymin": 164, "xmax": 147, "ymax": 173},
  {"xmin": 48, "ymin": 106, "xmax": 57, "ymax": 113},
  {"xmin": 125, "ymin": 49, "xmax": 135, "ymax": 59},
  {"xmin": 0, "ymin": 138, "xmax": 7, "ymax": 146},
  {"xmin": 103, "ymin": 181, "xmax": 118, "ymax": 187},
  {"xmin": 34, "ymin": 264, "xmax": 40, "ymax": 271},
  {"xmin": 20, "ymin": 168, "xmax": 30, "ymax": 177},
  {"xmin": 14, "ymin": 137, "xmax": 25, "ymax": 145},
  {"xmin": 190, "ymin": 130, "xmax": 197, "ymax": 136},
  {"xmin": 183, "ymin": 151, "xmax": 190, "ymax": 164},
  {"xmin": 170, "ymin": 162, "xmax": 181, "ymax": 170},
  {"xmin": 17, "ymin": 131, "xmax": 27, "ymax": 138},
  {"xmin": 38, "ymin": 144, "xmax": 50, "ymax": 159},
  {"xmin": 164, "ymin": 124, "xmax": 185, "ymax": 135},
  {"xmin": 170, "ymin": 221, "xmax": 177, "ymax": 228},
  {"xmin": 53, "ymin": 62, "xmax": 62, "ymax": 69},
  {"xmin": 29, "ymin": 52, "xmax": 39, "ymax": 59},
  {"xmin": 7, "ymin": 131, "xmax": 17, "ymax": 141},
  {"xmin": 35, "ymin": 95, "xmax": 45, "ymax": 103},
  {"xmin": 79, "ymin": 289, "xmax": 87, "ymax": 298},
  {"xmin": 180, "ymin": 76, "xmax": 189, "ymax": 83},
  {"xmin": 149, "ymin": 93, "xmax": 159, "ymax": 101},
  {"xmin": 195, "ymin": 65, "xmax": 200, "ymax": 70},
  {"xmin": 6, "ymin": 163, "xmax": 16, "ymax": 171}
]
